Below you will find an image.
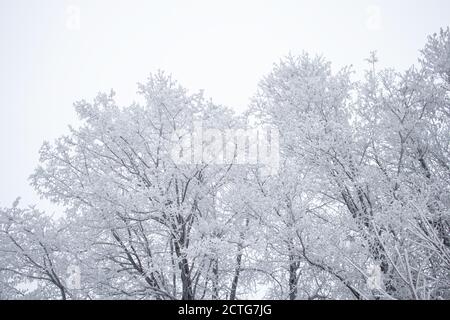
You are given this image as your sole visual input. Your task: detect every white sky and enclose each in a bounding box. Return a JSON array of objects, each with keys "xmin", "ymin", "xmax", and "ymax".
[{"xmin": 1, "ymin": 0, "xmax": 450, "ymax": 213}]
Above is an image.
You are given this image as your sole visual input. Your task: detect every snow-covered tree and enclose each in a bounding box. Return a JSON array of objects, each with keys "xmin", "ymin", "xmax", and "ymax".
[{"xmin": 1, "ymin": 28, "xmax": 449, "ymax": 300}]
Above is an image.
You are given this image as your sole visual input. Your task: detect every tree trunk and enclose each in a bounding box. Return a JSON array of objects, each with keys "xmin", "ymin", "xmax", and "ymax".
[{"xmin": 173, "ymin": 238, "xmax": 193, "ymax": 300}]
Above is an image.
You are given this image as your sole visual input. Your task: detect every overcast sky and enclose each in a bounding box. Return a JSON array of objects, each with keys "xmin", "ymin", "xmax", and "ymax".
[{"xmin": 1, "ymin": 0, "xmax": 450, "ymax": 213}]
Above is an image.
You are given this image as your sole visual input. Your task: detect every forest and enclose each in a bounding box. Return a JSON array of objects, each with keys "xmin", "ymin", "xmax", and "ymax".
[{"xmin": 0, "ymin": 27, "xmax": 449, "ymax": 300}]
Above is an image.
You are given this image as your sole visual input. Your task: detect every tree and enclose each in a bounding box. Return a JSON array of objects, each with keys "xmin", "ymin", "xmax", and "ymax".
[
  {"xmin": 30, "ymin": 72, "xmax": 244, "ymax": 299},
  {"xmin": 252, "ymin": 46, "xmax": 450, "ymax": 299},
  {"xmin": 0, "ymin": 199, "xmax": 71, "ymax": 299}
]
